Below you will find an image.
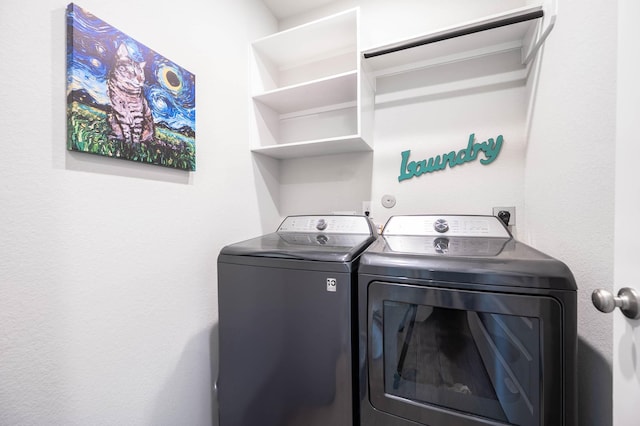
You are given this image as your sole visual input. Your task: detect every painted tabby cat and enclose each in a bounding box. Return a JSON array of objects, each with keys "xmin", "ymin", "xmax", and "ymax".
[{"xmin": 107, "ymin": 43, "xmax": 154, "ymax": 153}]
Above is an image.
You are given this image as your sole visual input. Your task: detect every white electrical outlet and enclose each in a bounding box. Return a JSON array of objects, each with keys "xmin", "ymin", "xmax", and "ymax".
[{"xmin": 492, "ymin": 206, "xmax": 516, "ymax": 226}]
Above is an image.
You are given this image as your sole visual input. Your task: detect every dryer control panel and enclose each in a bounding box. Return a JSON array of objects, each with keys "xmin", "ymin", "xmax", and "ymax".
[{"xmin": 383, "ymin": 215, "xmax": 510, "ymax": 238}]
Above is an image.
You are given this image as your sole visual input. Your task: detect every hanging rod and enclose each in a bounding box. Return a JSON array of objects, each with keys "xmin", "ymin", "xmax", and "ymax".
[{"xmin": 363, "ymin": 9, "xmax": 544, "ymax": 59}]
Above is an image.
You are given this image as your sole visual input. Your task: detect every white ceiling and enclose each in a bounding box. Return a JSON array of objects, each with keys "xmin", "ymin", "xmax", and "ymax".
[{"xmin": 261, "ymin": 0, "xmax": 339, "ymax": 20}]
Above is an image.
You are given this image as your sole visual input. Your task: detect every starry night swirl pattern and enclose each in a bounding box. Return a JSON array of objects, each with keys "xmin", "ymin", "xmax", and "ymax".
[{"xmin": 67, "ymin": 5, "xmax": 195, "ymax": 134}]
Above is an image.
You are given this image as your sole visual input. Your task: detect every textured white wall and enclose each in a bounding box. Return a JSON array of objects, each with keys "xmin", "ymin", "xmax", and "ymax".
[
  {"xmin": 370, "ymin": 66, "xmax": 527, "ymax": 227},
  {"xmin": 524, "ymin": 0, "xmax": 616, "ymax": 424},
  {"xmin": 614, "ymin": 0, "xmax": 640, "ymax": 423},
  {"xmin": 0, "ymin": 1, "xmax": 275, "ymax": 424}
]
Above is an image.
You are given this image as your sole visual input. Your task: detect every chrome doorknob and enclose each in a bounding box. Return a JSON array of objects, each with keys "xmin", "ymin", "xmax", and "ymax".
[{"xmin": 592, "ymin": 287, "xmax": 640, "ymax": 320}]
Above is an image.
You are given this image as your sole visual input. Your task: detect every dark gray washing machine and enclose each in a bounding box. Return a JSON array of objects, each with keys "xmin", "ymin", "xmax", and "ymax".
[
  {"xmin": 217, "ymin": 215, "xmax": 376, "ymax": 426},
  {"xmin": 357, "ymin": 215, "xmax": 577, "ymax": 426}
]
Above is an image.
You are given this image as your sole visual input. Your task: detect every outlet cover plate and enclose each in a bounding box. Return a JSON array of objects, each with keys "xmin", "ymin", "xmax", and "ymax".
[{"xmin": 492, "ymin": 206, "xmax": 516, "ymax": 226}]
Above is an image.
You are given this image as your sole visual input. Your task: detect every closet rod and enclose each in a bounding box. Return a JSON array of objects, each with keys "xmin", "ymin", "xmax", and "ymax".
[{"xmin": 363, "ymin": 9, "xmax": 544, "ymax": 59}]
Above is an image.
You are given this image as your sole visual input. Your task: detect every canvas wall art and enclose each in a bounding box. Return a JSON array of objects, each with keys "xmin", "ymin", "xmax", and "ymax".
[{"xmin": 66, "ymin": 3, "xmax": 196, "ymax": 171}]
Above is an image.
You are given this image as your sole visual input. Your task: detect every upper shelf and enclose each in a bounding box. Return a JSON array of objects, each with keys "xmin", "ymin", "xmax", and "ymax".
[
  {"xmin": 252, "ymin": 8, "xmax": 357, "ymax": 91},
  {"xmin": 362, "ymin": 4, "xmax": 555, "ymax": 77}
]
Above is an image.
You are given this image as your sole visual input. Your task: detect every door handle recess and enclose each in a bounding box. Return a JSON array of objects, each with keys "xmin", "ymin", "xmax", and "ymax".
[{"xmin": 592, "ymin": 287, "xmax": 640, "ymax": 319}]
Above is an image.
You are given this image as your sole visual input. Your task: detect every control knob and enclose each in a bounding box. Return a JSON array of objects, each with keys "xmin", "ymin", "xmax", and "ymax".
[
  {"xmin": 434, "ymin": 219, "xmax": 449, "ymax": 233},
  {"xmin": 316, "ymin": 218, "xmax": 328, "ymax": 231}
]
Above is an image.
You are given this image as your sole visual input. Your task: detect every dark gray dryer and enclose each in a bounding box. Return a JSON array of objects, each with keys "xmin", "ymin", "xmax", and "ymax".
[
  {"xmin": 217, "ymin": 215, "xmax": 376, "ymax": 426},
  {"xmin": 357, "ymin": 215, "xmax": 577, "ymax": 426}
]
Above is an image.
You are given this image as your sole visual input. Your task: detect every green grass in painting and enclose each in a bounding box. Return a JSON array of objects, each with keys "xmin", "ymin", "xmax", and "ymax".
[{"xmin": 67, "ymin": 102, "xmax": 196, "ymax": 171}]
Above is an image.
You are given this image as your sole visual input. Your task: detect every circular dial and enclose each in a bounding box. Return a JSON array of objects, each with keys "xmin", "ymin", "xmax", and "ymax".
[
  {"xmin": 433, "ymin": 218, "xmax": 449, "ymax": 233},
  {"xmin": 316, "ymin": 218, "xmax": 328, "ymax": 231},
  {"xmin": 433, "ymin": 237, "xmax": 449, "ymax": 254}
]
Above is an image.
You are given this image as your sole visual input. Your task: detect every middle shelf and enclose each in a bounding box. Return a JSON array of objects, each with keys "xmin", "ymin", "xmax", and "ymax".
[{"xmin": 253, "ymin": 71, "xmax": 357, "ymax": 115}]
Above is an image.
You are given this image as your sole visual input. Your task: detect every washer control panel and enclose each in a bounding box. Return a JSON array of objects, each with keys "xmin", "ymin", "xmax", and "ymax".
[
  {"xmin": 383, "ymin": 215, "xmax": 510, "ymax": 238},
  {"xmin": 277, "ymin": 215, "xmax": 372, "ymax": 235}
]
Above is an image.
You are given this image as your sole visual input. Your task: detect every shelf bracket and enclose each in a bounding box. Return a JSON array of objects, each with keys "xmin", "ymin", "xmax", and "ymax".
[{"xmin": 522, "ymin": 0, "xmax": 557, "ymax": 64}]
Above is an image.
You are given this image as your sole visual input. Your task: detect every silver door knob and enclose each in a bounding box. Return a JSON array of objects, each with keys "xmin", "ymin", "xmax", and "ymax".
[{"xmin": 592, "ymin": 287, "xmax": 640, "ymax": 319}]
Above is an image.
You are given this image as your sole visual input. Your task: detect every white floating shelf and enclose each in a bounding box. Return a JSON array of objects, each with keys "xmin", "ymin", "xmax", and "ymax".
[
  {"xmin": 252, "ymin": 71, "xmax": 357, "ymax": 115},
  {"xmin": 251, "ymin": 136, "xmax": 372, "ymax": 160},
  {"xmin": 363, "ymin": 4, "xmax": 552, "ymax": 77},
  {"xmin": 252, "ymin": 9, "xmax": 357, "ymax": 72}
]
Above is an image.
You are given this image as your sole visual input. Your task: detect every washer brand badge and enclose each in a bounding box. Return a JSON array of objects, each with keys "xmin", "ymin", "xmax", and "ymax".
[{"xmin": 326, "ymin": 278, "xmax": 337, "ymax": 292}]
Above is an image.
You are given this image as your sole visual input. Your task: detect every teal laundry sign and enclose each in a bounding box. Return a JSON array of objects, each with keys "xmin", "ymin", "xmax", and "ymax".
[{"xmin": 398, "ymin": 133, "xmax": 503, "ymax": 182}]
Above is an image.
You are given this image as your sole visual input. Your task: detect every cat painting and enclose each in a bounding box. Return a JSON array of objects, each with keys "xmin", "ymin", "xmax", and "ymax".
[
  {"xmin": 107, "ymin": 44, "xmax": 155, "ymax": 153},
  {"xmin": 67, "ymin": 4, "xmax": 196, "ymax": 170}
]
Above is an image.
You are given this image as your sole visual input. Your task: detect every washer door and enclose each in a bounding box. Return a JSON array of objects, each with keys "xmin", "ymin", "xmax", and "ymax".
[{"xmin": 367, "ymin": 282, "xmax": 564, "ymax": 426}]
